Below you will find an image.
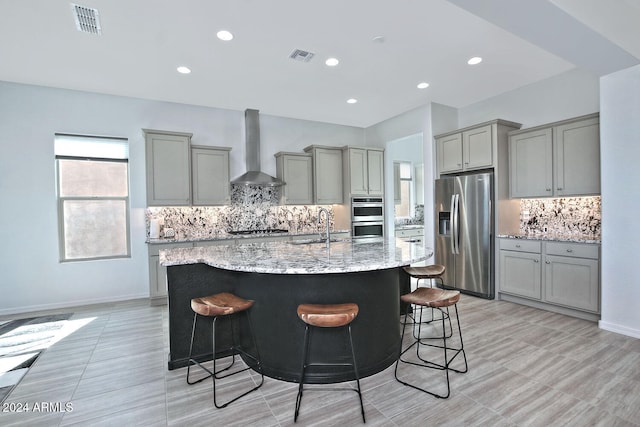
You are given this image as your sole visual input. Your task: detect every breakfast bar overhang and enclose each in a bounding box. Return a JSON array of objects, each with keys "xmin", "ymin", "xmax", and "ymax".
[{"xmin": 161, "ymin": 238, "xmax": 429, "ymax": 383}]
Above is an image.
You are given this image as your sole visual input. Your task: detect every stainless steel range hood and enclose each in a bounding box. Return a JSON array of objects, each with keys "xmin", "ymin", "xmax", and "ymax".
[{"xmin": 231, "ymin": 109, "xmax": 284, "ymax": 187}]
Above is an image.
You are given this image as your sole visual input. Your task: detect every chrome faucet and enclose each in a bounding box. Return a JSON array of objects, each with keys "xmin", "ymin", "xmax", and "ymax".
[{"xmin": 317, "ymin": 207, "xmax": 331, "ymax": 248}]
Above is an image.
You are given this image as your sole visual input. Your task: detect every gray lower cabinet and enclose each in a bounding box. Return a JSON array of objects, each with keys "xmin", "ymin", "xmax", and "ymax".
[
  {"xmin": 148, "ymin": 242, "xmax": 193, "ymax": 306},
  {"xmin": 499, "ymin": 238, "xmax": 600, "ymax": 317}
]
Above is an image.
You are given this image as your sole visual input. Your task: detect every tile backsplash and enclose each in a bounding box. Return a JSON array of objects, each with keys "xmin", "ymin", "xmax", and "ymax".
[
  {"xmin": 147, "ymin": 185, "xmax": 334, "ymax": 239},
  {"xmin": 519, "ymin": 196, "xmax": 601, "ymax": 237}
]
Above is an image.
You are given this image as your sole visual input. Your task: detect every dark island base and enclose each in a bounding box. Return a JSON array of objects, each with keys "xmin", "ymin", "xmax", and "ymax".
[{"xmin": 167, "ymin": 264, "xmax": 411, "ymax": 384}]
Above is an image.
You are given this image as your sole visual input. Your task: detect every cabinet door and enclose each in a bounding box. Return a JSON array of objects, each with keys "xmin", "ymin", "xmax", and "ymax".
[
  {"xmin": 349, "ymin": 148, "xmax": 369, "ymax": 195},
  {"xmin": 437, "ymin": 133, "xmax": 463, "ymax": 174},
  {"xmin": 463, "ymin": 125, "xmax": 493, "ymax": 170},
  {"xmin": 278, "ymin": 154, "xmax": 313, "ymax": 204},
  {"xmin": 509, "ymin": 128, "xmax": 553, "ymax": 198},
  {"xmin": 544, "ymin": 255, "xmax": 599, "ymax": 312},
  {"xmin": 367, "ymin": 149, "xmax": 384, "ymax": 196},
  {"xmin": 145, "ymin": 132, "xmax": 191, "ymax": 205},
  {"xmin": 499, "ymin": 250, "xmax": 542, "ymax": 299},
  {"xmin": 314, "ymin": 148, "xmax": 343, "ymax": 204},
  {"xmin": 554, "ymin": 117, "xmax": 600, "ymax": 196},
  {"xmin": 192, "ymin": 147, "xmax": 230, "ymax": 205}
]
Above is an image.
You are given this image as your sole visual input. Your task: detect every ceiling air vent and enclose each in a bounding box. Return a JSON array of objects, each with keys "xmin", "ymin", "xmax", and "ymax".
[
  {"xmin": 289, "ymin": 49, "xmax": 315, "ymax": 62},
  {"xmin": 71, "ymin": 3, "xmax": 102, "ymax": 35}
]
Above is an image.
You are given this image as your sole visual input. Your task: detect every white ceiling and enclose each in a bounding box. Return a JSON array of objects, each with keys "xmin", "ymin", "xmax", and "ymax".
[{"xmin": 1, "ymin": 0, "xmax": 638, "ymax": 128}]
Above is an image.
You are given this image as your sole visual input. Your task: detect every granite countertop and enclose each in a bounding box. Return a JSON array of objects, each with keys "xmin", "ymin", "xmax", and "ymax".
[
  {"xmin": 497, "ymin": 232, "xmax": 601, "ymax": 244},
  {"xmin": 147, "ymin": 229, "xmax": 351, "ymax": 245},
  {"xmin": 395, "ymin": 224, "xmax": 424, "ymax": 230},
  {"xmin": 159, "ymin": 238, "xmax": 431, "ymax": 274}
]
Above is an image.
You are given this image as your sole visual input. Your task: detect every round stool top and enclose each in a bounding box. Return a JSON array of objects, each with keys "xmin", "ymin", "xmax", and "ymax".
[
  {"xmin": 403, "ymin": 264, "xmax": 445, "ymax": 279},
  {"xmin": 191, "ymin": 292, "xmax": 254, "ymax": 317},
  {"xmin": 400, "ymin": 287, "xmax": 460, "ymax": 308},
  {"xmin": 297, "ymin": 303, "xmax": 359, "ymax": 328}
]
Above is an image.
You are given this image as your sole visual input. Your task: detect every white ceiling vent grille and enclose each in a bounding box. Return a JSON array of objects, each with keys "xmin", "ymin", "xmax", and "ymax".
[
  {"xmin": 289, "ymin": 49, "xmax": 315, "ymax": 62},
  {"xmin": 71, "ymin": 4, "xmax": 102, "ymax": 35}
]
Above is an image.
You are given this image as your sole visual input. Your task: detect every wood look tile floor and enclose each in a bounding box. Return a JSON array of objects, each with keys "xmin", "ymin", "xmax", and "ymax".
[{"xmin": 1, "ymin": 295, "xmax": 639, "ymax": 426}]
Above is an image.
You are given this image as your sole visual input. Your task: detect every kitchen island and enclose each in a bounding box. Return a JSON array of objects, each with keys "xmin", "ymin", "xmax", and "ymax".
[{"xmin": 160, "ymin": 238, "xmax": 430, "ymax": 383}]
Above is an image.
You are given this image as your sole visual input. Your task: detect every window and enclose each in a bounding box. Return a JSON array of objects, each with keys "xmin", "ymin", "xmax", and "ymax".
[
  {"xmin": 394, "ymin": 162, "xmax": 413, "ymax": 218},
  {"xmin": 55, "ymin": 134, "xmax": 130, "ymax": 261}
]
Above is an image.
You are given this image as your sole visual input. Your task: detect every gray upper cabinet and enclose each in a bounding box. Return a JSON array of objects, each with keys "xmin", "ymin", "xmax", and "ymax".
[
  {"xmin": 509, "ymin": 113, "xmax": 600, "ymax": 198},
  {"xmin": 144, "ymin": 129, "xmax": 192, "ymax": 206},
  {"xmin": 275, "ymin": 152, "xmax": 313, "ymax": 205},
  {"xmin": 436, "ymin": 124, "xmax": 493, "ymax": 174},
  {"xmin": 191, "ymin": 145, "xmax": 231, "ymax": 205},
  {"xmin": 509, "ymin": 128, "xmax": 553, "ymax": 198},
  {"xmin": 304, "ymin": 145, "xmax": 343, "ymax": 204},
  {"xmin": 343, "ymin": 147, "xmax": 384, "ymax": 197}
]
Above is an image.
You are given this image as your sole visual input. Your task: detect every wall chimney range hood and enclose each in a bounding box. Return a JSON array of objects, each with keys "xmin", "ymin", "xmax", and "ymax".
[{"xmin": 231, "ymin": 109, "xmax": 284, "ymax": 187}]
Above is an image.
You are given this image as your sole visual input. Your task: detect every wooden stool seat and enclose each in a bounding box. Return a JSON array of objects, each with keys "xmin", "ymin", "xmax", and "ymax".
[
  {"xmin": 297, "ymin": 303, "xmax": 359, "ymax": 328},
  {"xmin": 403, "ymin": 264, "xmax": 446, "ymax": 280},
  {"xmin": 401, "ymin": 288, "xmax": 460, "ymax": 308},
  {"xmin": 191, "ymin": 292, "xmax": 254, "ymax": 317}
]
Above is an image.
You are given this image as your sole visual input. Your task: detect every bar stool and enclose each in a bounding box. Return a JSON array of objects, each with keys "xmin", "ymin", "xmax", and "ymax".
[
  {"xmin": 403, "ymin": 264, "xmax": 446, "ymax": 289},
  {"xmin": 395, "ymin": 287, "xmax": 468, "ymax": 399},
  {"xmin": 186, "ymin": 292, "xmax": 264, "ymax": 408},
  {"xmin": 294, "ymin": 303, "xmax": 365, "ymax": 423},
  {"xmin": 403, "ymin": 265, "xmax": 449, "ymax": 336}
]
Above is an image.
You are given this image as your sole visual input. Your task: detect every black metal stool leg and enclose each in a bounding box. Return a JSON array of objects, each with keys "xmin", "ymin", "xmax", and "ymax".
[
  {"xmin": 347, "ymin": 324, "xmax": 366, "ymax": 423},
  {"xmin": 294, "ymin": 325, "xmax": 311, "ymax": 422}
]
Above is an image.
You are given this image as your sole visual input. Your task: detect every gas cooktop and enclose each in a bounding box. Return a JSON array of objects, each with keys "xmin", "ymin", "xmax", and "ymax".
[{"xmin": 228, "ymin": 229, "xmax": 288, "ymax": 235}]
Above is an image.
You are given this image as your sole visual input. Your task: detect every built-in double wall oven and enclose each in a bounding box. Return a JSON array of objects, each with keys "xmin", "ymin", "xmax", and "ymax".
[{"xmin": 351, "ymin": 197, "xmax": 384, "ymax": 239}]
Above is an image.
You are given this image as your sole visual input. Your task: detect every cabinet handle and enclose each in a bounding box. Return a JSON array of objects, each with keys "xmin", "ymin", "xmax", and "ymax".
[
  {"xmin": 464, "ymin": 162, "xmax": 469, "ymax": 165},
  {"xmin": 546, "ymin": 188, "xmax": 551, "ymax": 192},
  {"xmin": 566, "ymin": 249, "xmax": 573, "ymax": 253},
  {"xmin": 457, "ymin": 163, "xmax": 462, "ymax": 167},
  {"xmin": 515, "ymin": 244, "xmax": 521, "ymax": 248},
  {"xmin": 545, "ymin": 260, "xmax": 550, "ymax": 264},
  {"xmin": 557, "ymin": 187, "xmax": 563, "ymax": 191},
  {"xmin": 534, "ymin": 259, "xmax": 539, "ymax": 263}
]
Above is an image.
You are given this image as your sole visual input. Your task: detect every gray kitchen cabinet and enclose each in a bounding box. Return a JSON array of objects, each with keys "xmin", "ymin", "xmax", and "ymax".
[
  {"xmin": 304, "ymin": 145, "xmax": 343, "ymax": 204},
  {"xmin": 436, "ymin": 124, "xmax": 493, "ymax": 174},
  {"xmin": 191, "ymin": 145, "xmax": 231, "ymax": 205},
  {"xmin": 499, "ymin": 239, "xmax": 542, "ymax": 300},
  {"xmin": 499, "ymin": 238, "xmax": 600, "ymax": 317},
  {"xmin": 544, "ymin": 241, "xmax": 600, "ymax": 312},
  {"xmin": 344, "ymin": 146, "xmax": 384, "ymax": 197},
  {"xmin": 144, "ymin": 129, "xmax": 192, "ymax": 206},
  {"xmin": 275, "ymin": 152, "xmax": 313, "ymax": 205},
  {"xmin": 509, "ymin": 128, "xmax": 553, "ymax": 198},
  {"xmin": 509, "ymin": 113, "xmax": 600, "ymax": 198},
  {"xmin": 395, "ymin": 226, "xmax": 424, "ymax": 242},
  {"xmin": 435, "ymin": 121, "xmax": 521, "ymax": 176},
  {"xmin": 148, "ymin": 242, "xmax": 193, "ymax": 305}
]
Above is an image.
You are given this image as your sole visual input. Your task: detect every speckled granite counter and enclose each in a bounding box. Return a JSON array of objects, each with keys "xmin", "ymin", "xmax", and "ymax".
[
  {"xmin": 163, "ymin": 238, "xmax": 432, "ymax": 381},
  {"xmin": 160, "ymin": 238, "xmax": 429, "ymax": 274},
  {"xmin": 497, "ymin": 233, "xmax": 600, "ymax": 244},
  {"xmin": 147, "ymin": 229, "xmax": 350, "ymax": 245}
]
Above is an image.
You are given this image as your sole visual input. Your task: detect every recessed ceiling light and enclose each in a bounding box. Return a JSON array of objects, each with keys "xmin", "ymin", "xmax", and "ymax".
[
  {"xmin": 177, "ymin": 66, "xmax": 191, "ymax": 74},
  {"xmin": 467, "ymin": 56, "xmax": 483, "ymax": 65},
  {"xmin": 217, "ymin": 30, "xmax": 233, "ymax": 41},
  {"xmin": 325, "ymin": 57, "xmax": 339, "ymax": 67},
  {"xmin": 417, "ymin": 82, "xmax": 430, "ymax": 89},
  {"xmin": 347, "ymin": 98, "xmax": 358, "ymax": 104}
]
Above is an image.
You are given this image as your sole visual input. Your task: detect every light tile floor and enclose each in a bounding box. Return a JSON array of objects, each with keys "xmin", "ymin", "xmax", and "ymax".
[{"xmin": 1, "ymin": 295, "xmax": 639, "ymax": 426}]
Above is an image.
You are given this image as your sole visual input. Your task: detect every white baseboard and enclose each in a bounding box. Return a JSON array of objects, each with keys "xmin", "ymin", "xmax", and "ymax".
[
  {"xmin": 598, "ymin": 320, "xmax": 640, "ymax": 339},
  {"xmin": 0, "ymin": 293, "xmax": 149, "ymax": 317}
]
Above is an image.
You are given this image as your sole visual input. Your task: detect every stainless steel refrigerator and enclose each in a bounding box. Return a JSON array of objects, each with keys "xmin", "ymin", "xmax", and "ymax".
[{"xmin": 435, "ymin": 172, "xmax": 494, "ymax": 299}]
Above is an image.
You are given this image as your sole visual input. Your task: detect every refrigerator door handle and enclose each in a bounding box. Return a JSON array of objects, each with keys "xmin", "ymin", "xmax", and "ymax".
[
  {"xmin": 453, "ymin": 194, "xmax": 460, "ymax": 255},
  {"xmin": 450, "ymin": 194, "xmax": 457, "ymax": 255}
]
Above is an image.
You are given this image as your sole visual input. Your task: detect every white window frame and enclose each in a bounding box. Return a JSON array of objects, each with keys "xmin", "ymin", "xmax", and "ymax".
[{"xmin": 55, "ymin": 134, "xmax": 131, "ymax": 262}]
